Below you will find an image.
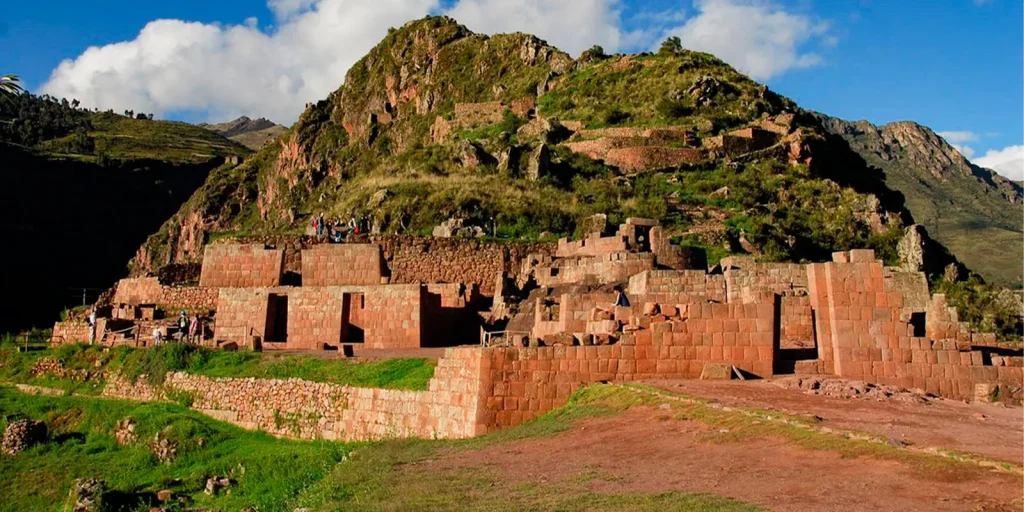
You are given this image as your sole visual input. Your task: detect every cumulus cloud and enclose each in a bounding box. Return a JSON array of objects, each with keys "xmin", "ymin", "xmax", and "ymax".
[
  {"xmin": 42, "ymin": 0, "xmax": 438, "ymax": 123},
  {"xmin": 655, "ymin": 0, "xmax": 831, "ymax": 80},
  {"xmin": 937, "ymin": 130, "xmax": 980, "ymax": 144},
  {"xmin": 974, "ymin": 145, "xmax": 1024, "ymax": 181},
  {"xmin": 447, "ymin": 0, "xmax": 648, "ymax": 55},
  {"xmin": 40, "ymin": 0, "xmax": 830, "ymax": 123}
]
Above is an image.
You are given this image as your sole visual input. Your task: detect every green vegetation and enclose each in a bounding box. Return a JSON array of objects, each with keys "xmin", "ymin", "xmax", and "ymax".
[
  {"xmin": 932, "ymin": 277, "xmax": 1023, "ymax": 341},
  {"xmin": 0, "ymin": 387, "xmax": 349, "ymax": 512},
  {"xmin": 3, "ymin": 382, "xmax": 1006, "ymax": 511},
  {"xmin": 0, "ymin": 344, "xmax": 438, "ymax": 393},
  {"xmin": 1, "ymin": 92, "xmax": 249, "ymax": 164}
]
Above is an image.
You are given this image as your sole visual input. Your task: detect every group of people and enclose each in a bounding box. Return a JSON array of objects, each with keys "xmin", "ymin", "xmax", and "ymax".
[
  {"xmin": 152, "ymin": 311, "xmax": 205, "ymax": 346},
  {"xmin": 312, "ymin": 212, "xmax": 370, "ymax": 243}
]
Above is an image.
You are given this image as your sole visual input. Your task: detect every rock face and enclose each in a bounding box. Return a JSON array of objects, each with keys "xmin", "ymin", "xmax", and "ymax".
[
  {"xmin": 898, "ymin": 224, "xmax": 927, "ymax": 272},
  {"xmin": 2, "ymin": 419, "xmax": 47, "ymax": 455},
  {"xmin": 433, "ymin": 218, "xmax": 484, "ymax": 238},
  {"xmin": 818, "ymin": 114, "xmax": 1024, "ymax": 286},
  {"xmin": 527, "ymin": 144, "xmax": 550, "ymax": 180},
  {"xmin": 199, "ymin": 116, "xmax": 287, "ymax": 150}
]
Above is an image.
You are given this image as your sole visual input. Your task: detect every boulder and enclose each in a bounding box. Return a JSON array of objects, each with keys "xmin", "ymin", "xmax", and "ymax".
[
  {"xmin": 897, "ymin": 224, "xmax": 927, "ymax": 272},
  {"xmin": 687, "ymin": 75, "xmax": 722, "ymax": 107},
  {"xmin": 2, "ymin": 419, "xmax": 47, "ymax": 455},
  {"xmin": 527, "ymin": 144, "xmax": 550, "ymax": 180},
  {"xmin": 456, "ymin": 140, "xmax": 491, "ymax": 169},
  {"xmin": 114, "ymin": 418, "xmax": 137, "ymax": 446}
]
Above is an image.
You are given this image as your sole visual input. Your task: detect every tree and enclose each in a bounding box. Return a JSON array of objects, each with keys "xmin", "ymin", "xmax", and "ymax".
[
  {"xmin": 0, "ymin": 75, "xmax": 24, "ymax": 102},
  {"xmin": 659, "ymin": 36, "xmax": 682, "ymax": 55}
]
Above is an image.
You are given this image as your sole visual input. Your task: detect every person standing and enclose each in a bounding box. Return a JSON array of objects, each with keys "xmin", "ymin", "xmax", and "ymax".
[
  {"xmin": 153, "ymin": 326, "xmax": 163, "ymax": 346},
  {"xmin": 87, "ymin": 309, "xmax": 97, "ymax": 344},
  {"xmin": 189, "ymin": 314, "xmax": 202, "ymax": 344},
  {"xmin": 177, "ymin": 311, "xmax": 189, "ymax": 342}
]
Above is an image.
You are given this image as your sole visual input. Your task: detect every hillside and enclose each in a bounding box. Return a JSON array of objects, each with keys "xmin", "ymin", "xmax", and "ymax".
[
  {"xmin": 123, "ymin": 16, "xmax": 1018, "ymax": 336},
  {"xmin": 0, "ymin": 94, "xmax": 250, "ymax": 333},
  {"xmin": 133, "ymin": 17, "xmax": 914, "ymax": 271},
  {"xmin": 200, "ymin": 116, "xmax": 287, "ymax": 150},
  {"xmin": 818, "ymin": 115, "xmax": 1023, "ymax": 287}
]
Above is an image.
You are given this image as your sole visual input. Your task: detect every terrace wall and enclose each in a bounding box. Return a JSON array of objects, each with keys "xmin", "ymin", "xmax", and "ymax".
[
  {"xmin": 112, "ymin": 277, "xmax": 218, "ymax": 311},
  {"xmin": 102, "ymin": 347, "xmax": 491, "ymax": 441}
]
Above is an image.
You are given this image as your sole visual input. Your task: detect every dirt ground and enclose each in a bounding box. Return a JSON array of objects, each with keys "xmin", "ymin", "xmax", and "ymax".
[
  {"xmin": 645, "ymin": 379, "xmax": 1024, "ymax": 464},
  {"xmin": 423, "ymin": 405, "xmax": 1023, "ymax": 512}
]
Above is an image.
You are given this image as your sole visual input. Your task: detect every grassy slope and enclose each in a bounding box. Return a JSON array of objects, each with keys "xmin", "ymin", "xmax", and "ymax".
[
  {"xmin": 36, "ymin": 113, "xmax": 250, "ymax": 164},
  {"xmin": 0, "ymin": 344, "xmax": 438, "ymax": 393},
  {"xmin": 2, "ymin": 383, "xmax": 1009, "ymax": 512}
]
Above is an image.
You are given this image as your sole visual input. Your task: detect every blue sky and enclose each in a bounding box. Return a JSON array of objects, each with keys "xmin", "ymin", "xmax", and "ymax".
[{"xmin": 2, "ymin": 0, "xmax": 1021, "ymax": 176}]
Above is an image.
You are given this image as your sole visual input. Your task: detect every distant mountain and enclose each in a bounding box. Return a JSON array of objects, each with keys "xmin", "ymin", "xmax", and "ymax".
[
  {"xmin": 199, "ymin": 116, "xmax": 287, "ymax": 150},
  {"xmin": 818, "ymin": 115, "xmax": 1023, "ymax": 286}
]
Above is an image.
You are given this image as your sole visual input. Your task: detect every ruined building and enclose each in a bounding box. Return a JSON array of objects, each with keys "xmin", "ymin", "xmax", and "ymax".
[{"xmin": 53, "ymin": 219, "xmax": 1022, "ymax": 440}]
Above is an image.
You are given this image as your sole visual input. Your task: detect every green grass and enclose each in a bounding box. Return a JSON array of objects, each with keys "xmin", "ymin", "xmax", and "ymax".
[
  {"xmin": 0, "ymin": 387, "xmax": 349, "ymax": 512},
  {"xmin": 0, "ymin": 385, "xmax": 762, "ymax": 512},
  {"xmin": 0, "ymin": 344, "xmax": 438, "ymax": 392},
  {"xmin": 37, "ymin": 113, "xmax": 250, "ymax": 164},
  {"xmin": 4, "ymin": 381, "xmax": 1008, "ymax": 512}
]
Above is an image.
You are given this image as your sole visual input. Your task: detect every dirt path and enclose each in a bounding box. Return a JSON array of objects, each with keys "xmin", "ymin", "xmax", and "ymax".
[
  {"xmin": 645, "ymin": 379, "xmax": 1023, "ymax": 464},
  {"xmin": 423, "ymin": 407, "xmax": 1023, "ymax": 512}
]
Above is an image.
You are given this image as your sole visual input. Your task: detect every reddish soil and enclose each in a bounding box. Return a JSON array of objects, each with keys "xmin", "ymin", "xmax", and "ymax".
[
  {"xmin": 424, "ymin": 407, "xmax": 1023, "ymax": 512},
  {"xmin": 646, "ymin": 379, "xmax": 1024, "ymax": 464}
]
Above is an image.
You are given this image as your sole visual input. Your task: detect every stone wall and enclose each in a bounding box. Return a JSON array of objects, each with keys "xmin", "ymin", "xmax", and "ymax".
[
  {"xmin": 604, "ymin": 147, "xmax": 705, "ymax": 172},
  {"xmin": 811, "ymin": 250, "xmax": 1022, "ymax": 399},
  {"xmin": 101, "ymin": 347, "xmax": 491, "ymax": 441},
  {"xmin": 721, "ymin": 258, "xmax": 808, "ymax": 303},
  {"xmin": 199, "ymin": 244, "xmax": 284, "ymax": 288},
  {"xmin": 302, "ymin": 244, "xmax": 384, "ymax": 286},
  {"xmin": 556, "ymin": 234, "xmax": 629, "ymax": 258},
  {"xmin": 536, "ymin": 252, "xmax": 656, "ymax": 287},
  {"xmin": 454, "ymin": 102, "xmax": 505, "ymax": 129},
  {"xmin": 375, "ymin": 237, "xmax": 554, "ymax": 296},
  {"xmin": 628, "ymin": 270, "xmax": 727, "ymax": 302},
  {"xmin": 51, "ymin": 320, "xmax": 92, "ymax": 344},
  {"xmin": 112, "ymin": 278, "xmax": 218, "ymax": 311},
  {"xmin": 213, "ymin": 285, "xmax": 427, "ymax": 350}
]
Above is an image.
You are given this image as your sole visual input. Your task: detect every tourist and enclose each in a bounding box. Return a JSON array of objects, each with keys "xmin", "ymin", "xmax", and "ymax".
[
  {"xmin": 177, "ymin": 311, "xmax": 189, "ymax": 341},
  {"xmin": 189, "ymin": 314, "xmax": 202, "ymax": 344},
  {"xmin": 613, "ymin": 287, "xmax": 630, "ymax": 308},
  {"xmin": 311, "ymin": 215, "xmax": 320, "ymax": 237},
  {"xmin": 87, "ymin": 308, "xmax": 97, "ymax": 344},
  {"xmin": 348, "ymin": 216, "xmax": 358, "ymax": 235},
  {"xmin": 153, "ymin": 326, "xmax": 163, "ymax": 346}
]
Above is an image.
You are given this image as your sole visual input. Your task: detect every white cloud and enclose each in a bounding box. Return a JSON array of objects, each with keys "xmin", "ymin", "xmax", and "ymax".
[
  {"xmin": 951, "ymin": 144, "xmax": 975, "ymax": 159},
  {"xmin": 655, "ymin": 0, "xmax": 832, "ymax": 80},
  {"xmin": 974, "ymin": 145, "xmax": 1024, "ymax": 181},
  {"xmin": 42, "ymin": 0, "xmax": 439, "ymax": 123},
  {"xmin": 446, "ymin": 0, "xmax": 646, "ymax": 56},
  {"xmin": 40, "ymin": 0, "xmax": 829, "ymax": 123},
  {"xmin": 937, "ymin": 130, "xmax": 980, "ymax": 144}
]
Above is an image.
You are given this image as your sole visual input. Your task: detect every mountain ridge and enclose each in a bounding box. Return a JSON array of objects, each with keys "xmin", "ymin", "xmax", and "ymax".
[
  {"xmin": 817, "ymin": 113, "xmax": 1022, "ymax": 286},
  {"xmin": 200, "ymin": 116, "xmax": 288, "ymax": 150}
]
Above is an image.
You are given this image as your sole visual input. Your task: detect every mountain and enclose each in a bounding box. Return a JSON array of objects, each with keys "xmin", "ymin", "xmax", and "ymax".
[
  {"xmin": 116, "ymin": 16, "xmax": 1018, "ymax": 337},
  {"xmin": 0, "ymin": 94, "xmax": 250, "ymax": 333},
  {"xmin": 200, "ymin": 116, "xmax": 287, "ymax": 150},
  {"xmin": 818, "ymin": 115, "xmax": 1023, "ymax": 287}
]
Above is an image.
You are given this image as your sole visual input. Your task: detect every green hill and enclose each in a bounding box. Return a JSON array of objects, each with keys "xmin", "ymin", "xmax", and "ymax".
[
  {"xmin": 0, "ymin": 94, "xmax": 250, "ymax": 333},
  {"xmin": 817, "ymin": 115, "xmax": 1023, "ymax": 287}
]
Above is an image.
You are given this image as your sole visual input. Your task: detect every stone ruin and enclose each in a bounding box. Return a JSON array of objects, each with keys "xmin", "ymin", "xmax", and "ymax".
[
  {"xmin": 51, "ymin": 218, "xmax": 1023, "ymax": 441},
  {"xmin": 2, "ymin": 419, "xmax": 48, "ymax": 455}
]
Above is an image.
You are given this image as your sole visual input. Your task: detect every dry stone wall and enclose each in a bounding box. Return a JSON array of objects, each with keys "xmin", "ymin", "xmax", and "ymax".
[
  {"xmin": 375, "ymin": 236, "xmax": 554, "ymax": 296},
  {"xmin": 101, "ymin": 347, "xmax": 491, "ymax": 441},
  {"xmin": 536, "ymin": 253, "xmax": 655, "ymax": 287},
  {"xmin": 112, "ymin": 278, "xmax": 218, "ymax": 311}
]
